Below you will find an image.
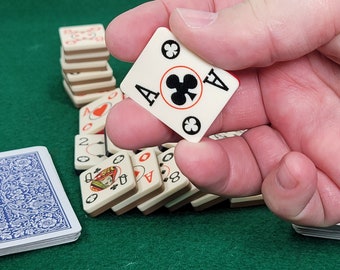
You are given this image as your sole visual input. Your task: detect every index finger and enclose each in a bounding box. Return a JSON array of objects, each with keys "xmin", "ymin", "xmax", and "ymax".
[{"xmin": 105, "ymin": 0, "xmax": 239, "ymax": 62}]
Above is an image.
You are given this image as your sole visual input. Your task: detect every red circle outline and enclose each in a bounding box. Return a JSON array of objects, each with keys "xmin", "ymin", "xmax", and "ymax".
[{"xmin": 160, "ymin": 66, "xmax": 203, "ymax": 110}]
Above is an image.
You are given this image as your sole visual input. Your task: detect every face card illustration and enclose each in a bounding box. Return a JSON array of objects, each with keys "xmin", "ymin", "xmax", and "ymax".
[
  {"xmin": 120, "ymin": 27, "xmax": 239, "ymax": 143},
  {"xmin": 111, "ymin": 148, "xmax": 163, "ymax": 215},
  {"xmin": 59, "ymin": 24, "xmax": 107, "ymax": 53},
  {"xmin": 79, "ymin": 89, "xmax": 123, "ymax": 134},
  {"xmin": 137, "ymin": 147, "xmax": 191, "ymax": 215},
  {"xmin": 74, "ymin": 134, "xmax": 107, "ymax": 172},
  {"xmin": 79, "ymin": 151, "xmax": 137, "ymax": 217}
]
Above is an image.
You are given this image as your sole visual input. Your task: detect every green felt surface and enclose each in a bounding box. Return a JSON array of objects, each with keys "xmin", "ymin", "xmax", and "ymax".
[{"xmin": 0, "ymin": 0, "xmax": 339, "ymax": 269}]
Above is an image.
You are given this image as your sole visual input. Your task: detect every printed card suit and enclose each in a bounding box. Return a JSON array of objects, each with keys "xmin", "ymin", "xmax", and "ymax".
[
  {"xmin": 79, "ymin": 89, "xmax": 123, "ymax": 134},
  {"xmin": 74, "ymin": 134, "xmax": 107, "ymax": 172},
  {"xmin": 93, "ymin": 104, "xmax": 108, "ymax": 116},
  {"xmin": 120, "ymin": 27, "xmax": 239, "ymax": 143},
  {"xmin": 137, "ymin": 147, "xmax": 191, "ymax": 215},
  {"xmin": 79, "ymin": 151, "xmax": 137, "ymax": 217},
  {"xmin": 59, "ymin": 24, "xmax": 107, "ymax": 53},
  {"xmin": 111, "ymin": 148, "xmax": 164, "ymax": 215}
]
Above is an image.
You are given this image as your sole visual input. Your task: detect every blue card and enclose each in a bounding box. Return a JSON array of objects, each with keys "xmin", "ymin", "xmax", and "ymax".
[{"xmin": 0, "ymin": 146, "xmax": 81, "ymax": 256}]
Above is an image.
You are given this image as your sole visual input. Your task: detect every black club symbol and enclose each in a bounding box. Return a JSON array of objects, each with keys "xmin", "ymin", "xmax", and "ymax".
[
  {"xmin": 113, "ymin": 154, "xmax": 124, "ymax": 164},
  {"xmin": 93, "ymin": 167, "xmax": 101, "ymax": 174},
  {"xmin": 86, "ymin": 193, "xmax": 98, "ymax": 204},
  {"xmin": 182, "ymin": 116, "xmax": 201, "ymax": 135},
  {"xmin": 77, "ymin": 156, "xmax": 90, "ymax": 163},
  {"xmin": 161, "ymin": 40, "xmax": 180, "ymax": 59},
  {"xmin": 166, "ymin": 74, "xmax": 198, "ymax": 106}
]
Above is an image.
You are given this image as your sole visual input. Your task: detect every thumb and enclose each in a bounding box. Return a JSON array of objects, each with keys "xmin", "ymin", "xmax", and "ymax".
[
  {"xmin": 169, "ymin": 0, "xmax": 340, "ymax": 70},
  {"xmin": 261, "ymin": 152, "xmax": 325, "ymax": 226}
]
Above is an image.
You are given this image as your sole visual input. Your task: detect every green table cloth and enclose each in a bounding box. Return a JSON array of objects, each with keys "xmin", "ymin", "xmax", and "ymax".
[{"xmin": 0, "ymin": 0, "xmax": 339, "ymax": 269}]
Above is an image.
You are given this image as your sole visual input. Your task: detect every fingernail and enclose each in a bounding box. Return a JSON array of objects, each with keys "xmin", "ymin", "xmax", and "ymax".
[
  {"xmin": 175, "ymin": 8, "xmax": 218, "ymax": 28},
  {"xmin": 276, "ymin": 159, "xmax": 298, "ymax": 190}
]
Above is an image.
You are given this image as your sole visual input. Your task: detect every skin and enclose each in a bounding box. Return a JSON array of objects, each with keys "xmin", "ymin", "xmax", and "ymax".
[{"xmin": 105, "ymin": 0, "xmax": 340, "ymax": 227}]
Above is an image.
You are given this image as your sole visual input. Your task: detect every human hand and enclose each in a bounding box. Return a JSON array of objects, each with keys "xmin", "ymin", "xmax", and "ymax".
[{"xmin": 105, "ymin": 0, "xmax": 340, "ymax": 227}]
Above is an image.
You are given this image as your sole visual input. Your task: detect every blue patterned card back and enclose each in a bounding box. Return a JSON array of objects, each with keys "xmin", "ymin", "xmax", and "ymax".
[{"xmin": 0, "ymin": 146, "xmax": 81, "ymax": 256}]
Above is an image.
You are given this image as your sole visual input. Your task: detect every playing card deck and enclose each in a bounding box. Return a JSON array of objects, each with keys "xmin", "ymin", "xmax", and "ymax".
[
  {"xmin": 59, "ymin": 24, "xmax": 117, "ymax": 108},
  {"xmin": 0, "ymin": 147, "xmax": 81, "ymax": 256},
  {"xmin": 292, "ymin": 224, "xmax": 340, "ymax": 240}
]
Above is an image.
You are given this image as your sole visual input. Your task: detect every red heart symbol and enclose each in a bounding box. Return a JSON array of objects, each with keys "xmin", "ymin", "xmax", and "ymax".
[
  {"xmin": 93, "ymin": 103, "xmax": 108, "ymax": 117},
  {"xmin": 134, "ymin": 170, "xmax": 140, "ymax": 178}
]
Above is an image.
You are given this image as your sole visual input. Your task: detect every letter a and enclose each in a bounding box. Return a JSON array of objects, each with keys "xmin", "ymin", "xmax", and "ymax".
[
  {"xmin": 203, "ymin": 68, "xmax": 229, "ymax": 91},
  {"xmin": 135, "ymin": 84, "xmax": 159, "ymax": 106},
  {"xmin": 144, "ymin": 170, "xmax": 154, "ymax": 183}
]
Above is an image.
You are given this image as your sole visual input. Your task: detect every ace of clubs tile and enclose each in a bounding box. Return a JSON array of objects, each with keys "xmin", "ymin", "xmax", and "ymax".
[{"xmin": 120, "ymin": 27, "xmax": 239, "ymax": 143}]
